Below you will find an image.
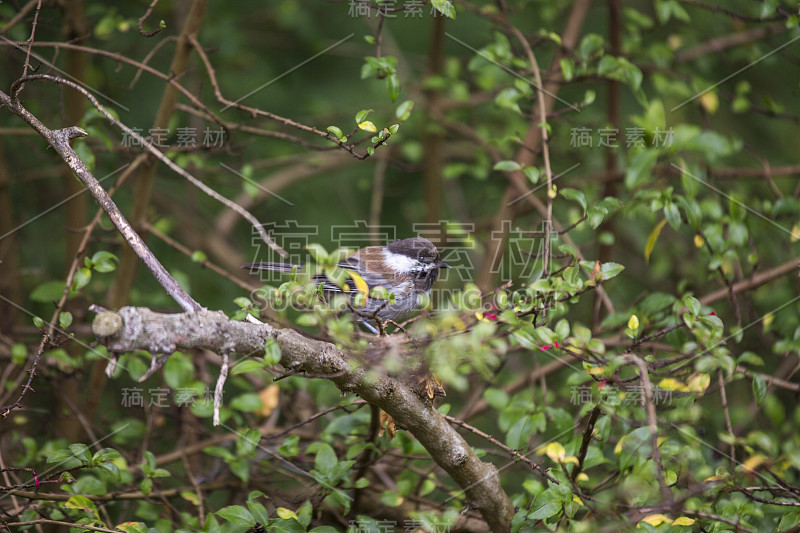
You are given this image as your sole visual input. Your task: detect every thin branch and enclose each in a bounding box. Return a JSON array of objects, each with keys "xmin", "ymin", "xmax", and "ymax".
[
  {"xmin": 718, "ymin": 370, "xmax": 736, "ymax": 463},
  {"xmin": 138, "ymin": 0, "xmax": 164, "ymax": 37},
  {"xmin": 0, "ymin": 0, "xmax": 39, "ymax": 35},
  {"xmin": 699, "ymin": 258, "xmax": 799, "ymax": 306},
  {"xmin": 623, "ymin": 354, "xmax": 672, "ymax": 503},
  {"xmin": 571, "ymin": 404, "xmax": 601, "ymax": 482},
  {"xmin": 19, "ymin": 0, "xmax": 43, "ymax": 87},
  {"xmin": 12, "ymin": 73, "xmax": 286, "ymax": 258},
  {"xmin": 0, "ymin": 81, "xmax": 202, "ymax": 312},
  {"xmin": 444, "ymin": 414, "xmax": 558, "ymax": 484},
  {"xmin": 213, "ymin": 352, "xmax": 229, "ymax": 426},
  {"xmin": 2, "ymin": 519, "xmax": 122, "ymax": 533}
]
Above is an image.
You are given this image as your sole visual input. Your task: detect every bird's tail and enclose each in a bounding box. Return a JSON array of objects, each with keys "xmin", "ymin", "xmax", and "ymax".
[{"xmin": 242, "ymin": 262, "xmax": 304, "ymax": 273}]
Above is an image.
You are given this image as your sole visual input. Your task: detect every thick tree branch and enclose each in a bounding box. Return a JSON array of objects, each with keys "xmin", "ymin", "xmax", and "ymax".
[{"xmin": 92, "ymin": 307, "xmax": 516, "ymax": 532}]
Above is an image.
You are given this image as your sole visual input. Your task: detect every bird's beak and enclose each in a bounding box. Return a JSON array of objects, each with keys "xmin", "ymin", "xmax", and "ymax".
[{"xmin": 438, "ymin": 261, "xmax": 450, "ymax": 268}]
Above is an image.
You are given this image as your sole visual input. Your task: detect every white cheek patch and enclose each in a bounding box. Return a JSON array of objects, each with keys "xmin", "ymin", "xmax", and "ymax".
[{"xmin": 382, "ymin": 249, "xmax": 417, "ymax": 272}]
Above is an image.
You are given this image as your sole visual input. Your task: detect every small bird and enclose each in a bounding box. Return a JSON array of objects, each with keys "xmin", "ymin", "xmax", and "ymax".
[{"xmin": 244, "ymin": 237, "xmax": 449, "ymax": 333}]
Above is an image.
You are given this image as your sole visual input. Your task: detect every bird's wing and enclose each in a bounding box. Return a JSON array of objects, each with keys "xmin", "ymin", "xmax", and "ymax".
[{"xmin": 311, "ymin": 256, "xmax": 392, "ymax": 295}]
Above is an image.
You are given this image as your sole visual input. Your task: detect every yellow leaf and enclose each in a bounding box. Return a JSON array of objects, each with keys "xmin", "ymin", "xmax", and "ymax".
[
  {"xmin": 572, "ymin": 496, "xmax": 584, "ymax": 505},
  {"xmin": 181, "ymin": 491, "xmax": 200, "ymax": 505},
  {"xmin": 640, "ymin": 514, "xmax": 671, "ymax": 527},
  {"xmin": 791, "ymin": 224, "xmax": 800, "ymax": 242},
  {"xmin": 475, "ymin": 312, "xmax": 484, "ymax": 321},
  {"xmin": 66, "ymin": 495, "xmax": 100, "ymax": 519},
  {"xmin": 694, "ymin": 234, "xmax": 704, "ymax": 247},
  {"xmin": 672, "ymin": 517, "xmax": 695, "ymax": 526},
  {"xmin": 564, "ymin": 456, "xmax": 580, "ymax": 465},
  {"xmin": 704, "ymin": 475, "xmax": 725, "ymax": 482},
  {"xmin": 575, "ymin": 472, "xmax": 589, "ymax": 482},
  {"xmin": 658, "ymin": 378, "xmax": 687, "ymax": 391},
  {"xmin": 276, "ymin": 507, "xmax": 298, "ymax": 520},
  {"xmin": 544, "ymin": 442, "xmax": 566, "ymax": 463},
  {"xmin": 347, "ymin": 270, "xmax": 370, "ymax": 296},
  {"xmin": 358, "ymin": 120, "xmax": 377, "ymax": 132},
  {"xmin": 763, "ymin": 312, "xmax": 774, "ymax": 328},
  {"xmin": 587, "ymin": 366, "xmax": 605, "ymax": 375},
  {"xmin": 565, "ymin": 344, "xmax": 583, "ymax": 355},
  {"xmin": 548, "ymin": 185, "xmax": 558, "ymax": 199},
  {"xmin": 645, "ymin": 218, "xmax": 668, "ymax": 262},
  {"xmin": 742, "ymin": 454, "xmax": 768, "ymax": 474},
  {"xmin": 117, "ymin": 524, "xmax": 150, "ymax": 533},
  {"xmin": 614, "ymin": 438, "xmax": 623, "ymax": 454},
  {"xmin": 257, "ymin": 384, "xmax": 280, "ymax": 417},
  {"xmin": 686, "ymin": 373, "xmax": 710, "ymax": 393},
  {"xmin": 700, "ymin": 91, "xmax": 718, "ymax": 114},
  {"xmin": 627, "ymin": 314, "xmax": 639, "ymax": 330}
]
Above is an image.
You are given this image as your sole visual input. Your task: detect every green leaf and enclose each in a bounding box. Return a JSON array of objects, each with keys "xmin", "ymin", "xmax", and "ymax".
[
  {"xmin": 752, "ymin": 374, "xmax": 767, "ymax": 406},
  {"xmin": 354, "ymin": 109, "xmax": 373, "ymax": 123},
  {"xmin": 47, "ymin": 448, "xmax": 78, "ymax": 464},
  {"xmin": 380, "ymin": 490, "xmax": 403, "ymax": 507},
  {"xmin": 58, "ymin": 312, "xmax": 73, "ymax": 329},
  {"xmin": 237, "ymin": 428, "xmax": 261, "ymax": 456},
  {"xmin": 523, "ymin": 166, "xmax": 540, "ymax": 184},
  {"xmin": 312, "ymin": 442, "xmax": 337, "ymax": 473},
  {"xmin": 326, "ymin": 126, "xmax": 343, "ymax": 138},
  {"xmin": 30, "ymin": 281, "xmax": 67, "ymax": 303},
  {"xmin": 305, "ymin": 243, "xmax": 328, "ymax": 262},
  {"xmin": 645, "ymin": 219, "xmax": 667, "ymax": 263},
  {"xmin": 528, "ymin": 490, "xmax": 562, "ymax": 520},
  {"xmin": 386, "ymin": 73, "xmax": 400, "ymax": 102},
  {"xmin": 164, "ymin": 353, "xmax": 193, "ymax": 388},
  {"xmin": 625, "ymin": 149, "xmax": 659, "ymax": 189},
  {"xmin": 72, "ymin": 267, "xmax": 92, "ymax": 291},
  {"xmin": 296, "ymin": 314, "xmax": 318, "ymax": 327},
  {"xmin": 231, "ymin": 359, "xmax": 264, "ymax": 375},
  {"xmin": 90, "ymin": 251, "xmax": 118, "ymax": 272},
  {"xmin": 431, "ymin": 0, "xmax": 456, "ymax": 19},
  {"xmin": 297, "ymin": 500, "xmax": 313, "ymax": 528},
  {"xmin": 191, "ymin": 250, "xmax": 207, "ymax": 263},
  {"xmin": 247, "ymin": 501, "xmax": 270, "ymax": 524},
  {"xmin": 75, "ymin": 142, "xmax": 95, "ymax": 173},
  {"xmin": 233, "ymin": 296, "xmax": 252, "ymax": 308},
  {"xmin": 560, "ymin": 188, "xmax": 587, "ymax": 213},
  {"xmin": 264, "ymin": 338, "xmax": 282, "ymax": 366},
  {"xmin": 578, "ymin": 33, "xmax": 604, "ymax": 59},
  {"xmin": 69, "ymin": 443, "xmax": 91, "ymax": 462},
  {"xmin": 11, "ymin": 343, "xmax": 26, "ymax": 365},
  {"xmin": 599, "ymin": 262, "xmax": 625, "ymax": 280},
  {"xmin": 493, "ymin": 160, "xmax": 521, "ymax": 172},
  {"xmin": 395, "ymin": 100, "xmax": 414, "ymax": 121},
  {"xmin": 230, "ymin": 393, "xmax": 264, "ymax": 412},
  {"xmin": 663, "ymin": 202, "xmax": 681, "ymax": 229},
  {"xmin": 216, "ymin": 505, "xmax": 255, "ymax": 527},
  {"xmin": 560, "ymin": 58, "xmax": 574, "ymax": 81},
  {"xmin": 203, "ymin": 446, "xmax": 234, "ymax": 461}
]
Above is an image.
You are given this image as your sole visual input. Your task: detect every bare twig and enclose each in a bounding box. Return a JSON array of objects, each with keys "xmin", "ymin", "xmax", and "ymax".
[
  {"xmin": 138, "ymin": 0, "xmax": 164, "ymax": 37},
  {"xmin": 0, "ymin": 82, "xmax": 202, "ymax": 313},
  {"xmin": 19, "ymin": 0, "xmax": 43, "ymax": 87}
]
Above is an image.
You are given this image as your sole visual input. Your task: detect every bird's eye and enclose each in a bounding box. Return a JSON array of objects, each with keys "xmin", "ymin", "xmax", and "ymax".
[{"xmin": 418, "ymin": 253, "xmax": 433, "ymax": 263}]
